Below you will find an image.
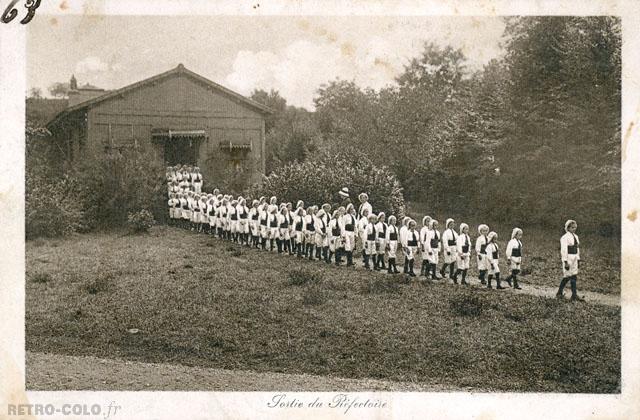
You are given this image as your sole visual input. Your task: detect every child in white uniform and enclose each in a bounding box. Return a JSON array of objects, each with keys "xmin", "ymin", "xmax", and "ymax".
[
  {"xmin": 557, "ymin": 219, "xmax": 583, "ymax": 301},
  {"xmin": 454, "ymin": 223, "xmax": 471, "ymax": 285},
  {"xmin": 402, "ymin": 219, "xmax": 419, "ymax": 277},
  {"xmin": 237, "ymin": 198, "xmax": 249, "ymax": 245},
  {"xmin": 385, "ymin": 215, "xmax": 400, "ymax": 274},
  {"xmin": 375, "ymin": 212, "xmax": 387, "ymax": 271},
  {"xmin": 485, "ymin": 231, "xmax": 505, "ymax": 289},
  {"xmin": 426, "ymin": 220, "xmax": 441, "ymax": 279},
  {"xmin": 440, "ymin": 218, "xmax": 458, "ymax": 280},
  {"xmin": 293, "ymin": 207, "xmax": 306, "ymax": 257},
  {"xmin": 328, "ymin": 208, "xmax": 342, "ymax": 265},
  {"xmin": 267, "ymin": 205, "xmax": 279, "ymax": 251},
  {"xmin": 475, "ymin": 224, "xmax": 490, "ymax": 284},
  {"xmin": 419, "ymin": 216, "xmax": 432, "ymax": 276},
  {"xmin": 313, "ymin": 209, "xmax": 328, "ymax": 262},
  {"xmin": 249, "ymin": 200, "xmax": 260, "ymax": 247},
  {"xmin": 363, "ymin": 213, "xmax": 378, "ymax": 270},
  {"xmin": 192, "ymin": 167, "xmax": 203, "ymax": 194},
  {"xmin": 505, "ymin": 227, "xmax": 523, "ymax": 289},
  {"xmin": 340, "ymin": 204, "xmax": 357, "ymax": 266},
  {"xmin": 357, "ymin": 208, "xmax": 370, "ymax": 264}
]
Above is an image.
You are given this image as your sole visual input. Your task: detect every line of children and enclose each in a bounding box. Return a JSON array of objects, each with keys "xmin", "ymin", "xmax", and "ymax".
[{"xmin": 167, "ymin": 187, "xmax": 587, "ymax": 300}]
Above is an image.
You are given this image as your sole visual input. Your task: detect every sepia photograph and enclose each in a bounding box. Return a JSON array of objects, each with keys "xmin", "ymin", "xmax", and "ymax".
[
  {"xmin": 24, "ymin": 13, "xmax": 622, "ymax": 394},
  {"xmin": 6, "ymin": 2, "xmax": 635, "ymax": 417}
]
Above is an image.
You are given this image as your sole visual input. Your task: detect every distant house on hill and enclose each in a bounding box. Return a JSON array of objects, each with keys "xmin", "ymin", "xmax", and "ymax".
[{"xmin": 47, "ymin": 64, "xmax": 271, "ymax": 187}]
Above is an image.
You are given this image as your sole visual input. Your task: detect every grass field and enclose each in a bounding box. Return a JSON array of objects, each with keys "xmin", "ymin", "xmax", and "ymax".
[{"xmin": 26, "ymin": 226, "xmax": 620, "ymax": 392}]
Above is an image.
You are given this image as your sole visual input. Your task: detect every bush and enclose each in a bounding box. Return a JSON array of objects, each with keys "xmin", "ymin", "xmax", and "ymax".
[
  {"xmin": 71, "ymin": 147, "xmax": 165, "ymax": 230},
  {"xmin": 287, "ymin": 268, "xmax": 324, "ymax": 286},
  {"xmin": 30, "ymin": 272, "xmax": 52, "ymax": 283},
  {"xmin": 361, "ymin": 277, "xmax": 400, "ymax": 295},
  {"xmin": 302, "ymin": 283, "xmax": 327, "ymax": 306},
  {"xmin": 26, "ymin": 126, "xmax": 86, "ymax": 239},
  {"xmin": 246, "ymin": 147, "xmax": 405, "ymax": 217},
  {"xmin": 84, "ymin": 273, "xmax": 113, "ymax": 295},
  {"xmin": 127, "ymin": 209, "xmax": 155, "ymax": 233},
  {"xmin": 449, "ymin": 293, "xmax": 486, "ymax": 317}
]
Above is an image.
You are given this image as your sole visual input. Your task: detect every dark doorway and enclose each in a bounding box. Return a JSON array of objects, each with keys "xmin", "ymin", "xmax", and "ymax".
[{"xmin": 164, "ymin": 139, "xmax": 199, "ymax": 166}]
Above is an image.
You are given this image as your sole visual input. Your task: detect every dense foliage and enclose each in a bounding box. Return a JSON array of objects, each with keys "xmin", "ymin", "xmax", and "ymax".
[
  {"xmin": 70, "ymin": 147, "xmax": 166, "ymax": 230},
  {"xmin": 246, "ymin": 147, "xmax": 405, "ymax": 217},
  {"xmin": 25, "ymin": 125, "xmax": 85, "ymax": 239},
  {"xmin": 309, "ymin": 17, "xmax": 621, "ymax": 233}
]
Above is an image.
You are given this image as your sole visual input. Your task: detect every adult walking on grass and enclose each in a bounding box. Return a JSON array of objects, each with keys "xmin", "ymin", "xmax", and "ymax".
[{"xmin": 557, "ymin": 219, "xmax": 584, "ymax": 301}]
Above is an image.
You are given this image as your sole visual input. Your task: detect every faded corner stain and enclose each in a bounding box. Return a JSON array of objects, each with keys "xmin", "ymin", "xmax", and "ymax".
[
  {"xmin": 59, "ymin": 0, "xmax": 68, "ymax": 10},
  {"xmin": 627, "ymin": 210, "xmax": 637, "ymax": 222},
  {"xmin": 341, "ymin": 42, "xmax": 355, "ymax": 58},
  {"xmin": 49, "ymin": 17, "xmax": 58, "ymax": 26}
]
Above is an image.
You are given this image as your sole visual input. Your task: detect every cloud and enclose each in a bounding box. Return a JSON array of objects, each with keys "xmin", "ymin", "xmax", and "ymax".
[
  {"xmin": 75, "ymin": 56, "xmax": 123, "ymax": 75},
  {"xmin": 223, "ymin": 18, "xmax": 505, "ymax": 109}
]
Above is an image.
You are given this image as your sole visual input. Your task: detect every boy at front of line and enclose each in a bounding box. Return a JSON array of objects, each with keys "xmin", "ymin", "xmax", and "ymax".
[
  {"xmin": 357, "ymin": 208, "xmax": 371, "ymax": 265},
  {"xmin": 328, "ymin": 208, "xmax": 342, "ymax": 265},
  {"xmin": 293, "ymin": 207, "xmax": 306, "ymax": 258},
  {"xmin": 248, "ymin": 200, "xmax": 260, "ymax": 247},
  {"xmin": 504, "ymin": 227, "xmax": 524, "ymax": 289},
  {"xmin": 314, "ymin": 209, "xmax": 329, "ymax": 263},
  {"xmin": 557, "ymin": 219, "xmax": 584, "ymax": 301}
]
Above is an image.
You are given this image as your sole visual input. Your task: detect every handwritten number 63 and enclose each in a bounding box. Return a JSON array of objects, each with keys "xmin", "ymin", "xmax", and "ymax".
[{"xmin": 2, "ymin": 0, "xmax": 41, "ymax": 25}]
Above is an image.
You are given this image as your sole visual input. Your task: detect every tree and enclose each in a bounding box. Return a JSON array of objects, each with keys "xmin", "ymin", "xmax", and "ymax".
[
  {"xmin": 48, "ymin": 82, "xmax": 70, "ymax": 98},
  {"xmin": 28, "ymin": 87, "xmax": 42, "ymax": 99},
  {"xmin": 251, "ymin": 89, "xmax": 321, "ymax": 174}
]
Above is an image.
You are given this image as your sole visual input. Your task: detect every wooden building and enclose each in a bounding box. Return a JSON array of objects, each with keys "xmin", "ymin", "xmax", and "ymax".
[{"xmin": 47, "ymin": 64, "xmax": 271, "ymax": 186}]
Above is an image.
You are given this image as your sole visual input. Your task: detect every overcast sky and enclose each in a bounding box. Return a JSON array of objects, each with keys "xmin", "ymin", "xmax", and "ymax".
[{"xmin": 27, "ymin": 15, "xmax": 505, "ymax": 109}]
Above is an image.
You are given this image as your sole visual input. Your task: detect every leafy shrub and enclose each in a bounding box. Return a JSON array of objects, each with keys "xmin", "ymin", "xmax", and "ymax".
[
  {"xmin": 287, "ymin": 268, "xmax": 324, "ymax": 286},
  {"xmin": 127, "ymin": 209, "xmax": 155, "ymax": 233},
  {"xmin": 449, "ymin": 293, "xmax": 486, "ymax": 317},
  {"xmin": 71, "ymin": 147, "xmax": 165, "ymax": 230},
  {"xmin": 26, "ymin": 126, "xmax": 86, "ymax": 239},
  {"xmin": 30, "ymin": 272, "xmax": 52, "ymax": 283},
  {"xmin": 246, "ymin": 147, "xmax": 405, "ymax": 217},
  {"xmin": 361, "ymin": 277, "xmax": 400, "ymax": 295},
  {"xmin": 84, "ymin": 273, "xmax": 113, "ymax": 295},
  {"xmin": 302, "ymin": 283, "xmax": 327, "ymax": 306}
]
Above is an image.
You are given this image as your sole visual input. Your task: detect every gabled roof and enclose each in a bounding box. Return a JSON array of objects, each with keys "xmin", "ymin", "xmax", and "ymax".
[{"xmin": 48, "ymin": 64, "xmax": 272, "ymax": 128}]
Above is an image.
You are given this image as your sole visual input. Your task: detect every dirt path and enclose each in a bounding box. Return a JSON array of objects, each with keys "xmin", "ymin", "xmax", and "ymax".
[
  {"xmin": 422, "ymin": 276, "xmax": 620, "ymax": 307},
  {"xmin": 26, "ymin": 352, "xmax": 459, "ymax": 392}
]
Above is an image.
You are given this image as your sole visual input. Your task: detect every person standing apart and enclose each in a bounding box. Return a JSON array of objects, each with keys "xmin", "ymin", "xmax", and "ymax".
[
  {"xmin": 557, "ymin": 220, "xmax": 583, "ymax": 301},
  {"xmin": 505, "ymin": 228, "xmax": 524, "ymax": 289},
  {"xmin": 455, "ymin": 223, "xmax": 471, "ymax": 285}
]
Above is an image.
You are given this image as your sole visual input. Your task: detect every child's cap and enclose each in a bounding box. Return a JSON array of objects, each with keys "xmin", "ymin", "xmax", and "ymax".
[{"xmin": 459, "ymin": 223, "xmax": 469, "ymax": 234}]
